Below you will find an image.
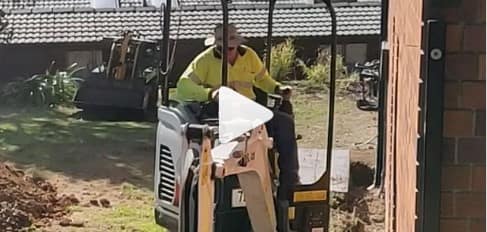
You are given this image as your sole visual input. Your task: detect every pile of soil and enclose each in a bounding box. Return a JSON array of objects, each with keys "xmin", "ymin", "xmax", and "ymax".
[
  {"xmin": 330, "ymin": 161, "xmax": 385, "ymax": 232},
  {"xmin": 0, "ymin": 163, "xmax": 79, "ymax": 231}
]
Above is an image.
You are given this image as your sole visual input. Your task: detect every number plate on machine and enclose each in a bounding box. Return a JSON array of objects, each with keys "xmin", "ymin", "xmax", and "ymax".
[{"xmin": 231, "ymin": 189, "xmax": 246, "ymax": 207}]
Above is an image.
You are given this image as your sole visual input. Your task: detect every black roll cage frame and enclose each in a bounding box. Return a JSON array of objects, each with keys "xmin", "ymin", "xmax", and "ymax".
[{"xmin": 158, "ymin": 0, "xmax": 338, "ymax": 227}]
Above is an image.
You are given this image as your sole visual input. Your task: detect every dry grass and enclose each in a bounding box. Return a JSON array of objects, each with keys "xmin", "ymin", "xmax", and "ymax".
[{"xmin": 291, "ymin": 81, "xmax": 377, "ymax": 150}]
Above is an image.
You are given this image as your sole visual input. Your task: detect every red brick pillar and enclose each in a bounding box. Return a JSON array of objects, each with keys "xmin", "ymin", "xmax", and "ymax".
[{"xmin": 437, "ymin": 0, "xmax": 486, "ymax": 231}]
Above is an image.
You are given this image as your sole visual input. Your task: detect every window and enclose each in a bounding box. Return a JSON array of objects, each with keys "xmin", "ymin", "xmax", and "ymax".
[
  {"xmin": 319, "ymin": 44, "xmax": 345, "ymax": 56},
  {"xmin": 345, "ymin": 43, "xmax": 367, "ymax": 65},
  {"xmin": 66, "ymin": 50, "xmax": 103, "ymax": 77}
]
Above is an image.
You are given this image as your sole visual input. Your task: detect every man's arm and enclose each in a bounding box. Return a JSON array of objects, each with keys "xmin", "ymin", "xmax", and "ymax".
[
  {"xmin": 176, "ymin": 56, "xmax": 212, "ymax": 102},
  {"xmin": 248, "ymin": 49, "xmax": 281, "ymax": 94}
]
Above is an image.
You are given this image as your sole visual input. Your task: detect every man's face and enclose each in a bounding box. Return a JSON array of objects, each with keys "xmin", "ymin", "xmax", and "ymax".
[
  {"xmin": 227, "ymin": 46, "xmax": 238, "ymax": 60},
  {"xmin": 217, "ymin": 45, "xmax": 238, "ymax": 62}
]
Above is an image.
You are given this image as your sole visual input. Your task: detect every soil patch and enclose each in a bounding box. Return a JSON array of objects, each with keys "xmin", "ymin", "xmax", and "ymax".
[
  {"xmin": 331, "ymin": 161, "xmax": 384, "ymax": 232},
  {"xmin": 0, "ymin": 163, "xmax": 79, "ymax": 231}
]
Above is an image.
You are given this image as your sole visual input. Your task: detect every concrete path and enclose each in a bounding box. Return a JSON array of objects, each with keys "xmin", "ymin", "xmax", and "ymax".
[{"xmin": 298, "ymin": 148, "xmax": 350, "ymax": 192}]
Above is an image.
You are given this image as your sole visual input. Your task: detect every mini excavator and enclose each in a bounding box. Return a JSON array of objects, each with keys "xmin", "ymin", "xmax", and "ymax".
[
  {"xmin": 73, "ymin": 31, "xmax": 160, "ymax": 120},
  {"xmin": 153, "ymin": 0, "xmax": 339, "ymax": 231}
]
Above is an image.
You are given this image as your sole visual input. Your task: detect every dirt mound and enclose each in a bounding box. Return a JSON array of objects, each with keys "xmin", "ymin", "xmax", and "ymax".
[
  {"xmin": 0, "ymin": 163, "xmax": 79, "ymax": 231},
  {"xmin": 330, "ymin": 162, "xmax": 384, "ymax": 232},
  {"xmin": 350, "ymin": 162, "xmax": 374, "ymax": 187}
]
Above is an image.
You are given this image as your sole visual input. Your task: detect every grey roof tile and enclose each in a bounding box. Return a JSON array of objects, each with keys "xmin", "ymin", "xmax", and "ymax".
[
  {"xmin": 0, "ymin": 0, "xmax": 91, "ymax": 10},
  {"xmin": 234, "ymin": 4, "xmax": 259, "ymax": 9},
  {"xmin": 8, "ymin": 9, "xmax": 32, "ymax": 14},
  {"xmin": 74, "ymin": 7, "xmax": 95, "ymax": 12},
  {"xmin": 0, "ymin": 2, "xmax": 381, "ymax": 44},
  {"xmin": 120, "ymin": 0, "xmax": 144, "ymax": 7},
  {"xmin": 52, "ymin": 7, "xmax": 74, "ymax": 12},
  {"xmin": 95, "ymin": 8, "xmax": 116, "ymax": 12},
  {"xmin": 116, "ymin": 7, "xmax": 137, "ymax": 12},
  {"xmin": 195, "ymin": 5, "xmax": 217, "ymax": 10},
  {"xmin": 178, "ymin": 0, "xmax": 312, "ymax": 6},
  {"xmin": 32, "ymin": 8, "xmax": 53, "ymax": 13},
  {"xmin": 0, "ymin": 0, "xmax": 312, "ymax": 11}
]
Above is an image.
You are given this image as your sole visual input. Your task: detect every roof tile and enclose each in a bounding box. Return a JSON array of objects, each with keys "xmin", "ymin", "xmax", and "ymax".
[
  {"xmin": 0, "ymin": 2, "xmax": 381, "ymax": 44},
  {"xmin": 0, "ymin": 0, "xmax": 315, "ymax": 11}
]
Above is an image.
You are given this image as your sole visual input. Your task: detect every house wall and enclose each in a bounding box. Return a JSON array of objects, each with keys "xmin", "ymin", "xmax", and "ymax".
[
  {"xmin": 0, "ymin": 45, "xmax": 65, "ymax": 82},
  {"xmin": 435, "ymin": 0, "xmax": 486, "ymax": 231},
  {"xmin": 0, "ymin": 42, "xmax": 111, "ymax": 83},
  {"xmin": 0, "ymin": 35, "xmax": 380, "ymax": 85},
  {"xmin": 154, "ymin": 35, "xmax": 380, "ymax": 85}
]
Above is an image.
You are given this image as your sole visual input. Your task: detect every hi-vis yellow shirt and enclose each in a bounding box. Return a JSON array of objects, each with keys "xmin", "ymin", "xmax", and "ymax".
[{"xmin": 175, "ymin": 45, "xmax": 281, "ymax": 102}]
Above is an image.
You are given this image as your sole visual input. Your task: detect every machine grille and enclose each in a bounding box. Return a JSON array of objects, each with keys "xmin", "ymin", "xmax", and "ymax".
[{"xmin": 158, "ymin": 144, "xmax": 175, "ymax": 202}]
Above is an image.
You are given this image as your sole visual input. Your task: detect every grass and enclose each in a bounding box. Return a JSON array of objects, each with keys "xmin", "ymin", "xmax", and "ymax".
[
  {"xmin": 0, "ymin": 106, "xmax": 156, "ymax": 188},
  {"xmin": 290, "ymin": 81, "xmax": 377, "ymax": 149},
  {"xmin": 90, "ymin": 183, "xmax": 164, "ymax": 232},
  {"xmin": 0, "ymin": 106, "xmax": 162, "ymax": 232},
  {"xmin": 48, "ymin": 183, "xmax": 164, "ymax": 232},
  {"xmin": 101, "ymin": 205, "xmax": 161, "ymax": 232}
]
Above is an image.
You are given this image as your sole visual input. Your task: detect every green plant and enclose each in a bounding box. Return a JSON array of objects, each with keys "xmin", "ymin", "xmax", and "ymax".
[
  {"xmin": 265, "ymin": 38, "xmax": 297, "ymax": 81},
  {"xmin": 0, "ymin": 61, "xmax": 85, "ymax": 107},
  {"xmin": 297, "ymin": 48, "xmax": 352, "ymax": 92}
]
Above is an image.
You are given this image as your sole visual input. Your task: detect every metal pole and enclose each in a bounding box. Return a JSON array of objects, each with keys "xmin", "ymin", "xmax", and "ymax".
[
  {"xmin": 265, "ymin": 0, "xmax": 276, "ymax": 70},
  {"xmin": 375, "ymin": 44, "xmax": 388, "ymax": 188},
  {"xmin": 372, "ymin": 0, "xmax": 389, "ymax": 189},
  {"xmin": 421, "ymin": 20, "xmax": 445, "ymax": 232},
  {"xmin": 323, "ymin": 0, "xmax": 337, "ymax": 228},
  {"xmin": 161, "ymin": 0, "xmax": 171, "ymax": 106},
  {"xmin": 221, "ymin": 0, "xmax": 228, "ymax": 86}
]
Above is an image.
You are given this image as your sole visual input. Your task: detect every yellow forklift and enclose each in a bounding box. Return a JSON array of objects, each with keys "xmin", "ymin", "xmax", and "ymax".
[{"xmin": 153, "ymin": 0, "xmax": 339, "ymax": 231}]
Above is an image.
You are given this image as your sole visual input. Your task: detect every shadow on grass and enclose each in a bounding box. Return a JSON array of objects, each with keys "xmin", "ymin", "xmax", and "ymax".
[{"xmin": 0, "ymin": 106, "xmax": 157, "ymax": 190}]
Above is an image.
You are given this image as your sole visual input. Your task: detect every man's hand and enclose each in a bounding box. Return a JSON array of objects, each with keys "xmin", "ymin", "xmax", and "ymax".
[
  {"xmin": 276, "ymin": 85, "xmax": 293, "ymax": 101},
  {"xmin": 209, "ymin": 88, "xmax": 219, "ymax": 102}
]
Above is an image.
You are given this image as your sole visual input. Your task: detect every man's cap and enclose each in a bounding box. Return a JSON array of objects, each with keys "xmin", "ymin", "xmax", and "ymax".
[{"xmin": 204, "ymin": 23, "xmax": 247, "ymax": 47}]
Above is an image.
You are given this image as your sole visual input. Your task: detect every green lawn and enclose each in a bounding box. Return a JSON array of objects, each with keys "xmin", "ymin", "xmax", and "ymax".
[{"xmin": 0, "ymin": 107, "xmax": 163, "ymax": 232}]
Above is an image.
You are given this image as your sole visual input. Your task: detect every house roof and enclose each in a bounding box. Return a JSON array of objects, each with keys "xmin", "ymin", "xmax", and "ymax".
[
  {"xmin": 173, "ymin": 3, "xmax": 381, "ymax": 39},
  {"xmin": 0, "ymin": 0, "xmax": 91, "ymax": 10},
  {"xmin": 0, "ymin": 2, "xmax": 381, "ymax": 44},
  {"xmin": 0, "ymin": 0, "xmax": 311, "ymax": 10},
  {"xmin": 0, "ymin": 0, "xmax": 144, "ymax": 10},
  {"xmin": 178, "ymin": 0, "xmax": 313, "ymax": 6}
]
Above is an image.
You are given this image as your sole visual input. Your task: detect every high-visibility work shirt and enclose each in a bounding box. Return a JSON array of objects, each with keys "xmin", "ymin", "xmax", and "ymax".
[{"xmin": 175, "ymin": 45, "xmax": 280, "ymax": 102}]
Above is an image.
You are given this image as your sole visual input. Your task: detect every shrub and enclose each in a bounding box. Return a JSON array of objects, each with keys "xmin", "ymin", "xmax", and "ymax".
[
  {"xmin": 0, "ymin": 61, "xmax": 85, "ymax": 107},
  {"xmin": 264, "ymin": 38, "xmax": 297, "ymax": 81},
  {"xmin": 297, "ymin": 48, "xmax": 353, "ymax": 93}
]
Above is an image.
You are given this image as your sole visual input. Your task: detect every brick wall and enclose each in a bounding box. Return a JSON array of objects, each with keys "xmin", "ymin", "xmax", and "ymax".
[
  {"xmin": 384, "ymin": 0, "xmax": 485, "ymax": 230},
  {"xmin": 437, "ymin": 0, "xmax": 486, "ymax": 231}
]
